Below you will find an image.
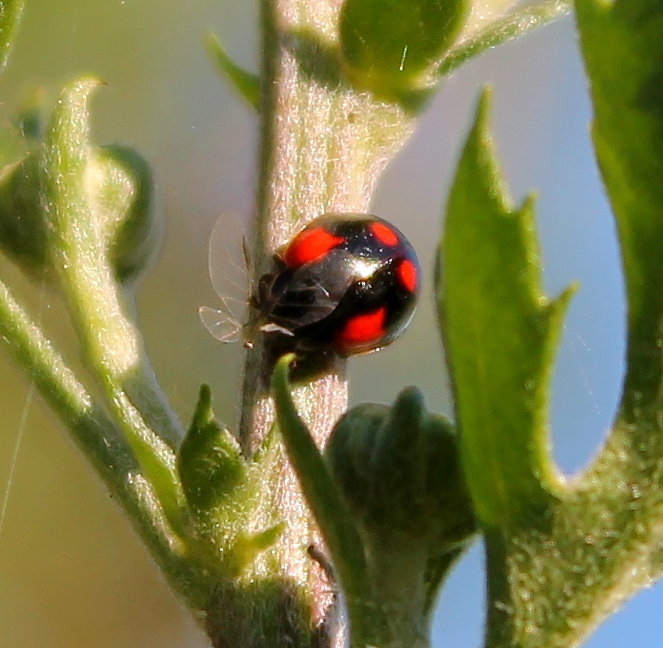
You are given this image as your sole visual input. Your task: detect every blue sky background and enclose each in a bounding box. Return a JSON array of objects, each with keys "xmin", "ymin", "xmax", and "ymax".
[{"xmin": 0, "ymin": 1, "xmax": 659, "ymax": 646}]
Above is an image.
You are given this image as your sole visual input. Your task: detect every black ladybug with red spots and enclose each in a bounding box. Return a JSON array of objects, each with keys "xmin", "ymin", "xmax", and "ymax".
[{"xmin": 253, "ymin": 214, "xmax": 420, "ymax": 357}]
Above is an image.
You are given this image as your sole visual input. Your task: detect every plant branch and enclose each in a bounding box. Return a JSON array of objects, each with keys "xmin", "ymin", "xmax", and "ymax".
[
  {"xmin": 0, "ymin": 276, "xmax": 210, "ymax": 606},
  {"xmin": 40, "ymin": 77, "xmax": 187, "ymax": 534},
  {"xmin": 226, "ymin": 1, "xmax": 420, "ymax": 641}
]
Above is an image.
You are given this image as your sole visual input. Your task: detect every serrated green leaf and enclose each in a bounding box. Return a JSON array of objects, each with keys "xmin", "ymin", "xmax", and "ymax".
[
  {"xmin": 438, "ymin": 89, "xmax": 572, "ymax": 529},
  {"xmin": 575, "ymin": 0, "xmax": 663, "ymax": 414},
  {"xmin": 178, "ymin": 385, "xmax": 245, "ymax": 515},
  {"xmin": 206, "ymin": 33, "xmax": 260, "ymax": 111},
  {"xmin": 0, "ymin": 0, "xmax": 24, "ymax": 72},
  {"xmin": 339, "ymin": 0, "xmax": 469, "ymax": 98}
]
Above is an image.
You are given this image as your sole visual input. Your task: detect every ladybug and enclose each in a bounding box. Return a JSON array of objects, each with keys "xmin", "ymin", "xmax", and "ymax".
[{"xmin": 252, "ymin": 214, "xmax": 420, "ymax": 356}]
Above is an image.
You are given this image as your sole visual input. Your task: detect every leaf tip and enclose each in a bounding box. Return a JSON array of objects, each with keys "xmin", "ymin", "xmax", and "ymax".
[
  {"xmin": 463, "ymin": 85, "xmax": 493, "ymax": 150},
  {"xmin": 554, "ymin": 280, "xmax": 578, "ymax": 312},
  {"xmin": 205, "ymin": 32, "xmax": 260, "ymax": 111},
  {"xmin": 67, "ymin": 74, "xmax": 105, "ymax": 98},
  {"xmin": 477, "ymin": 85, "xmax": 493, "ymax": 117},
  {"xmin": 196, "ymin": 383, "xmax": 213, "ymax": 419},
  {"xmin": 272, "ymin": 353, "xmax": 297, "ymax": 391},
  {"xmin": 469, "ymin": 85, "xmax": 494, "ymax": 136}
]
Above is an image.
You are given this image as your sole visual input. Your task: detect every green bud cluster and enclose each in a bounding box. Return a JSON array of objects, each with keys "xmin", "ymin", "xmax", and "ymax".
[
  {"xmin": 0, "ymin": 80, "xmax": 155, "ymax": 285},
  {"xmin": 326, "ymin": 386, "xmax": 475, "ymax": 550},
  {"xmin": 178, "ymin": 385, "xmax": 283, "ymax": 577}
]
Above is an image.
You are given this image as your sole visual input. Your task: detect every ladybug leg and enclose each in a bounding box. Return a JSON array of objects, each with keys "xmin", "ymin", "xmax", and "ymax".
[
  {"xmin": 259, "ymin": 322, "xmax": 295, "ymax": 336},
  {"xmin": 307, "ymin": 544, "xmax": 336, "ymax": 586},
  {"xmin": 251, "ymin": 273, "xmax": 273, "ymax": 309}
]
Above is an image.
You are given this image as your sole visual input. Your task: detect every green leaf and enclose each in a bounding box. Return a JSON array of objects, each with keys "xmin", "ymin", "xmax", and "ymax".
[
  {"xmin": 206, "ymin": 33, "xmax": 260, "ymax": 111},
  {"xmin": 438, "ymin": 89, "xmax": 572, "ymax": 529},
  {"xmin": 438, "ymin": 0, "xmax": 572, "ymax": 77},
  {"xmin": 271, "ymin": 356, "xmax": 368, "ymax": 584},
  {"xmin": 41, "ymin": 77, "xmax": 186, "ymax": 532},
  {"xmin": 339, "ymin": 0, "xmax": 469, "ymax": 98},
  {"xmin": 178, "ymin": 385, "xmax": 245, "ymax": 516},
  {"xmin": 271, "ymin": 355, "xmax": 374, "ymax": 641},
  {"xmin": 0, "ymin": 0, "xmax": 24, "ymax": 72},
  {"xmin": 575, "ymin": 0, "xmax": 663, "ymax": 415}
]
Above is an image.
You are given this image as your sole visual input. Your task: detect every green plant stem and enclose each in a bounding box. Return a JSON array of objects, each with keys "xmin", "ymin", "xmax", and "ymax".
[
  {"xmin": 0, "ymin": 0, "xmax": 24, "ymax": 71},
  {"xmin": 228, "ymin": 0, "xmax": 417, "ymax": 644},
  {"xmin": 364, "ymin": 538, "xmax": 431, "ymax": 648},
  {"xmin": 41, "ymin": 78, "xmax": 187, "ymax": 534},
  {"xmin": 0, "ymin": 276, "xmax": 209, "ymax": 608},
  {"xmin": 438, "ymin": 0, "xmax": 573, "ymax": 77},
  {"xmin": 45, "ymin": 78, "xmax": 185, "ymax": 453},
  {"xmin": 271, "ymin": 356, "xmax": 375, "ymax": 647}
]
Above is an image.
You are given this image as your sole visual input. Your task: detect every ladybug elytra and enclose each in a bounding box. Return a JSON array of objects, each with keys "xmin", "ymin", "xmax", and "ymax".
[{"xmin": 253, "ymin": 214, "xmax": 420, "ymax": 356}]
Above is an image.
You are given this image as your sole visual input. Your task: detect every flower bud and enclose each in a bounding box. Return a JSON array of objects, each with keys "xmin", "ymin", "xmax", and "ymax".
[
  {"xmin": 178, "ymin": 385, "xmax": 245, "ymax": 517},
  {"xmin": 86, "ymin": 144, "xmax": 156, "ymax": 284},
  {"xmin": 0, "ymin": 79, "xmax": 156, "ymax": 285},
  {"xmin": 0, "ymin": 153, "xmax": 50, "ymax": 278},
  {"xmin": 325, "ymin": 386, "xmax": 475, "ymax": 548},
  {"xmin": 339, "ymin": 0, "xmax": 470, "ymax": 103}
]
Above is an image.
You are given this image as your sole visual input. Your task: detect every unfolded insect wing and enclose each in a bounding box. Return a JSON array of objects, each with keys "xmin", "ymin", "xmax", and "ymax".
[
  {"xmin": 199, "ymin": 305, "xmax": 243, "ymax": 343},
  {"xmin": 207, "ymin": 213, "xmax": 251, "ymax": 315},
  {"xmin": 201, "ymin": 214, "xmax": 252, "ymax": 343}
]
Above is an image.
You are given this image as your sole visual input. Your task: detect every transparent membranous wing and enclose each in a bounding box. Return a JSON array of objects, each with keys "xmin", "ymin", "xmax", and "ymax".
[{"xmin": 199, "ymin": 214, "xmax": 251, "ymax": 344}]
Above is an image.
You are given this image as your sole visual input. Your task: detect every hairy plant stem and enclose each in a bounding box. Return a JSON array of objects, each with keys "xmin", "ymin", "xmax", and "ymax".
[
  {"xmin": 0, "ymin": 277, "xmax": 209, "ymax": 609},
  {"xmin": 228, "ymin": 0, "xmax": 415, "ymax": 645}
]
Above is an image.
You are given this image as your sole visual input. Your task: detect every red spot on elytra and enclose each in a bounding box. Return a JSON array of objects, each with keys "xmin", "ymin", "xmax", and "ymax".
[
  {"xmin": 284, "ymin": 227, "xmax": 344, "ymax": 267},
  {"xmin": 369, "ymin": 221, "xmax": 399, "ymax": 247},
  {"xmin": 336, "ymin": 307, "xmax": 386, "ymax": 349},
  {"xmin": 396, "ymin": 258, "xmax": 418, "ymax": 293}
]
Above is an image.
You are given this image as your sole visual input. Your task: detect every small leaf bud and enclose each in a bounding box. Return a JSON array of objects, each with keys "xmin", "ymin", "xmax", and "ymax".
[
  {"xmin": 86, "ymin": 145, "xmax": 156, "ymax": 284},
  {"xmin": 0, "ymin": 153, "xmax": 50, "ymax": 278},
  {"xmin": 177, "ymin": 385, "xmax": 245, "ymax": 517},
  {"xmin": 339, "ymin": 0, "xmax": 470, "ymax": 102},
  {"xmin": 0, "ymin": 79, "xmax": 157, "ymax": 285},
  {"xmin": 326, "ymin": 386, "xmax": 475, "ymax": 549}
]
